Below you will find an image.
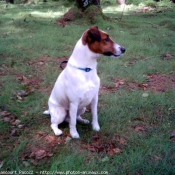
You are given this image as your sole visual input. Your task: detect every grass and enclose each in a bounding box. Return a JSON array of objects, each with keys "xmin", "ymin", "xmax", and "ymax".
[{"xmin": 0, "ymin": 0, "xmax": 175, "ymax": 174}]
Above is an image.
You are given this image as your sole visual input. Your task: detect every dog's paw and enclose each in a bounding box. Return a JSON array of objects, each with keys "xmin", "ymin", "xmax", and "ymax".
[
  {"xmin": 52, "ymin": 128, "xmax": 63, "ymax": 136},
  {"xmin": 82, "ymin": 119, "xmax": 90, "ymax": 124},
  {"xmin": 54, "ymin": 130, "xmax": 63, "ymax": 136},
  {"xmin": 92, "ymin": 123, "xmax": 100, "ymax": 131},
  {"xmin": 43, "ymin": 110, "xmax": 50, "ymax": 115},
  {"xmin": 70, "ymin": 131, "xmax": 80, "ymax": 139},
  {"xmin": 77, "ymin": 116, "xmax": 90, "ymax": 124},
  {"xmin": 78, "ymin": 118, "xmax": 90, "ymax": 124}
]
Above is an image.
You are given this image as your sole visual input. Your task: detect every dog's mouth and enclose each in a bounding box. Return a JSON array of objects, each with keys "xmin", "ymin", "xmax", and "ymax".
[
  {"xmin": 113, "ymin": 54, "xmax": 123, "ymax": 58},
  {"xmin": 103, "ymin": 51, "xmax": 123, "ymax": 58},
  {"xmin": 103, "ymin": 46, "xmax": 126, "ymax": 58}
]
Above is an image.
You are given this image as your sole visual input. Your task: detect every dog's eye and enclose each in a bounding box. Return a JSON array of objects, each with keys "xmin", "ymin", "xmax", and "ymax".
[{"xmin": 104, "ymin": 38, "xmax": 110, "ymax": 42}]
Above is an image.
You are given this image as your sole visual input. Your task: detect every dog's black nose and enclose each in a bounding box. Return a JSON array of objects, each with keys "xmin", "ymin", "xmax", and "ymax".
[{"xmin": 120, "ymin": 46, "xmax": 126, "ymax": 54}]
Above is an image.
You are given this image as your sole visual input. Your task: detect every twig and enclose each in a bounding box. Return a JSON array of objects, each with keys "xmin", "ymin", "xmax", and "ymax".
[
  {"xmin": 120, "ymin": 4, "xmax": 126, "ymax": 20},
  {"xmin": 148, "ymin": 37, "xmax": 153, "ymax": 45}
]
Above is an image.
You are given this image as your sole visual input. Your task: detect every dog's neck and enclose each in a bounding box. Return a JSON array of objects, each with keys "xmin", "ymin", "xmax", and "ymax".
[{"xmin": 68, "ymin": 38, "xmax": 99, "ymax": 70}]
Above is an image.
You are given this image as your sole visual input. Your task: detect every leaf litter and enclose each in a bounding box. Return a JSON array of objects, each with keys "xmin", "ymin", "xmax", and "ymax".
[
  {"xmin": 0, "ymin": 55, "xmax": 72, "ymax": 166},
  {"xmin": 170, "ymin": 130, "xmax": 175, "ymax": 141},
  {"xmin": 81, "ymin": 134, "xmax": 126, "ymax": 156},
  {"xmin": 1, "ymin": 53, "xmax": 174, "ymax": 167},
  {"xmin": 21, "ymin": 132, "xmax": 73, "ymax": 165},
  {"xmin": 101, "ymin": 73, "xmax": 175, "ymax": 93},
  {"xmin": 0, "ymin": 107, "xmax": 24, "ymax": 136}
]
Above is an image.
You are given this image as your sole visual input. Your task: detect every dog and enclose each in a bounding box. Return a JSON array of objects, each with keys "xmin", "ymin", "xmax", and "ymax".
[{"xmin": 44, "ymin": 26, "xmax": 125, "ymax": 138}]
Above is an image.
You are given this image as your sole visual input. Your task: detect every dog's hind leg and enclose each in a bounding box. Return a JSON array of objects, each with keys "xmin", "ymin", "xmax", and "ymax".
[
  {"xmin": 50, "ymin": 106, "xmax": 66, "ymax": 136},
  {"xmin": 77, "ymin": 107, "xmax": 90, "ymax": 124}
]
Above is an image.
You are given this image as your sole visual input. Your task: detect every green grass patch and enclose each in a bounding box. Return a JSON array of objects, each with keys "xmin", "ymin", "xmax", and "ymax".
[{"xmin": 0, "ymin": 1, "xmax": 175, "ymax": 174}]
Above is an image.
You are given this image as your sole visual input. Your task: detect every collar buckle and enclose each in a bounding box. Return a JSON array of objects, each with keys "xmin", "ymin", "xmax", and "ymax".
[
  {"xmin": 69, "ymin": 63, "xmax": 92, "ymax": 72},
  {"xmin": 81, "ymin": 67, "xmax": 92, "ymax": 72}
]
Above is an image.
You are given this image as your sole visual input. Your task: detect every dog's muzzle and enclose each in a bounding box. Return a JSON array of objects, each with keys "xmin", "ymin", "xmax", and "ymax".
[
  {"xmin": 103, "ymin": 46, "xmax": 126, "ymax": 57},
  {"xmin": 120, "ymin": 46, "xmax": 126, "ymax": 54}
]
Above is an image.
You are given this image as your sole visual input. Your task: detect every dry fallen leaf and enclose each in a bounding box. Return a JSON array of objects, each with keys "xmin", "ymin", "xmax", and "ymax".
[
  {"xmin": 18, "ymin": 124, "xmax": 24, "ymax": 129},
  {"xmin": 10, "ymin": 129, "xmax": 18, "ymax": 136},
  {"xmin": 92, "ymin": 134, "xmax": 100, "ymax": 140},
  {"xmin": 15, "ymin": 90, "xmax": 28, "ymax": 97},
  {"xmin": 82, "ymin": 134, "xmax": 123, "ymax": 155},
  {"xmin": 138, "ymin": 83, "xmax": 148, "ymax": 90},
  {"xmin": 134, "ymin": 125, "xmax": 146, "ymax": 132},
  {"xmin": 108, "ymin": 148, "xmax": 121, "ymax": 155},
  {"xmin": 37, "ymin": 61, "xmax": 44, "ymax": 65},
  {"xmin": 112, "ymin": 135, "xmax": 126, "ymax": 144},
  {"xmin": 170, "ymin": 130, "xmax": 175, "ymax": 139},
  {"xmin": 119, "ymin": 80, "xmax": 125, "ymax": 85},
  {"xmin": 115, "ymin": 79, "xmax": 125, "ymax": 88},
  {"xmin": 45, "ymin": 135, "xmax": 56, "ymax": 143},
  {"xmin": 0, "ymin": 111, "xmax": 11, "ymax": 117},
  {"xmin": 3, "ymin": 116, "xmax": 11, "ymax": 122},
  {"xmin": 119, "ymin": 137, "xmax": 126, "ymax": 145},
  {"xmin": 163, "ymin": 53, "xmax": 173, "ymax": 60},
  {"xmin": 44, "ymin": 135, "xmax": 62, "ymax": 145},
  {"xmin": 30, "ymin": 159, "xmax": 38, "ymax": 165},
  {"xmin": 115, "ymin": 82, "xmax": 120, "ymax": 88},
  {"xmin": 10, "ymin": 119, "xmax": 21, "ymax": 126},
  {"xmin": 26, "ymin": 88, "xmax": 35, "ymax": 94},
  {"xmin": 37, "ymin": 132, "xmax": 46, "ymax": 138},
  {"xmin": 32, "ymin": 149, "xmax": 47, "ymax": 160},
  {"xmin": 154, "ymin": 155, "xmax": 162, "ymax": 161},
  {"xmin": 128, "ymin": 60, "xmax": 136, "ymax": 66}
]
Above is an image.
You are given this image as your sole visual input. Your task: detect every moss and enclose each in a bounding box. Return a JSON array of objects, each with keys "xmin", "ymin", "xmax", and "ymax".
[
  {"xmin": 84, "ymin": 5, "xmax": 104, "ymax": 24},
  {"xmin": 63, "ymin": 7, "xmax": 82, "ymax": 21},
  {"xmin": 61, "ymin": 5, "xmax": 106, "ymax": 24}
]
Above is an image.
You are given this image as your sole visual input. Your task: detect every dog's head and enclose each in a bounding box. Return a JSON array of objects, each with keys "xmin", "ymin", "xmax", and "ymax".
[{"xmin": 82, "ymin": 26, "xmax": 125, "ymax": 58}]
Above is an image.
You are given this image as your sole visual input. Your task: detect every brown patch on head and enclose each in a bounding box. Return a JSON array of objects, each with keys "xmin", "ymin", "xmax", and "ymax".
[
  {"xmin": 82, "ymin": 26, "xmax": 101, "ymax": 45},
  {"xmin": 82, "ymin": 26, "xmax": 117, "ymax": 56}
]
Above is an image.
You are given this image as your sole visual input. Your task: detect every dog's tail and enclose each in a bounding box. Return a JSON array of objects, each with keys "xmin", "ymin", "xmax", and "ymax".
[
  {"xmin": 43, "ymin": 110, "xmax": 50, "ymax": 115},
  {"xmin": 60, "ymin": 60, "xmax": 68, "ymax": 69}
]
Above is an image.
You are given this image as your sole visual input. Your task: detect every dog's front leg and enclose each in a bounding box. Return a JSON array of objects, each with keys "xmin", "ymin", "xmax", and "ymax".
[
  {"xmin": 91, "ymin": 94, "xmax": 100, "ymax": 131},
  {"xmin": 69, "ymin": 103, "xmax": 80, "ymax": 138}
]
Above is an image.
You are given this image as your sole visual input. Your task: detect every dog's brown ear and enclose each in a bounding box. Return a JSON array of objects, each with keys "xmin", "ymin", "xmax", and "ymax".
[{"xmin": 82, "ymin": 26, "xmax": 101, "ymax": 45}]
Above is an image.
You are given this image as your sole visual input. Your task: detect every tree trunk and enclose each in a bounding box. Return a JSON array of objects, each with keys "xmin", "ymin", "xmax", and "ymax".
[
  {"xmin": 6, "ymin": 0, "xmax": 14, "ymax": 4},
  {"xmin": 76, "ymin": 0, "xmax": 101, "ymax": 11},
  {"xmin": 117, "ymin": 0, "xmax": 126, "ymax": 5}
]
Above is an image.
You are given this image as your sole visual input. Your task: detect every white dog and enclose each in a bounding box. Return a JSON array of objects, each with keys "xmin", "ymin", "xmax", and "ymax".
[{"xmin": 44, "ymin": 26, "xmax": 125, "ymax": 138}]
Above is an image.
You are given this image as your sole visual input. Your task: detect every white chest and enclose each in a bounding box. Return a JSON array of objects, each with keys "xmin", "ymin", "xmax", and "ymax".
[{"xmin": 78, "ymin": 79, "xmax": 99, "ymax": 107}]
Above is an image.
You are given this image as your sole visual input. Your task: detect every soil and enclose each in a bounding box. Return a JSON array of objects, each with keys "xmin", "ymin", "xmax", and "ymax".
[{"xmin": 101, "ymin": 74, "xmax": 175, "ymax": 93}]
